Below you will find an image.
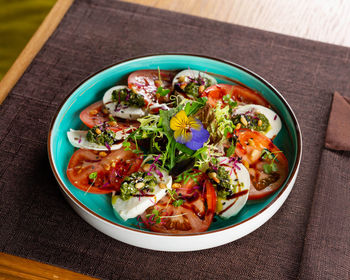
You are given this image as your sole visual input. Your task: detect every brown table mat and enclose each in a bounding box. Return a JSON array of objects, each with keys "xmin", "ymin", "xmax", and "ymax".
[{"xmin": 1, "ymin": 0, "xmax": 349, "ymax": 279}]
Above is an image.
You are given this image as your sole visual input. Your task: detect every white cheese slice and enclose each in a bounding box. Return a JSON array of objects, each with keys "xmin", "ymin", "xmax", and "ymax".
[
  {"xmin": 103, "ymin": 85, "xmax": 146, "ymax": 120},
  {"xmin": 111, "ymin": 169, "xmax": 172, "ymax": 221},
  {"xmin": 215, "ymin": 157, "xmax": 250, "ymax": 219},
  {"xmin": 233, "ymin": 104, "xmax": 282, "ymax": 139},
  {"xmin": 172, "ymin": 69, "xmax": 217, "ymax": 97},
  {"xmin": 67, "ymin": 129, "xmax": 124, "ymax": 150}
]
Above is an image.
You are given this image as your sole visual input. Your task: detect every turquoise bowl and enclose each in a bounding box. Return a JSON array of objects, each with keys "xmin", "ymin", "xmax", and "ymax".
[{"xmin": 48, "ymin": 54, "xmax": 302, "ymax": 251}]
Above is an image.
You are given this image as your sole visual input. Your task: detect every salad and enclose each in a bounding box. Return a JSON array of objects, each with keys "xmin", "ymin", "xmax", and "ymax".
[{"xmin": 66, "ymin": 68, "xmax": 288, "ymax": 234}]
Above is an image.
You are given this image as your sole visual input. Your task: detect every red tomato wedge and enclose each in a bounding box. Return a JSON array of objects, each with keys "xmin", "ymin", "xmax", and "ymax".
[
  {"xmin": 141, "ymin": 171, "xmax": 217, "ymax": 234},
  {"xmin": 67, "ymin": 146, "xmax": 143, "ymax": 194},
  {"xmin": 128, "ymin": 70, "xmax": 176, "ymax": 106},
  {"xmin": 234, "ymin": 129, "xmax": 288, "ymax": 200},
  {"xmin": 79, "ymin": 101, "xmax": 139, "ymax": 132},
  {"xmin": 201, "ymin": 84, "xmax": 269, "ymax": 108}
]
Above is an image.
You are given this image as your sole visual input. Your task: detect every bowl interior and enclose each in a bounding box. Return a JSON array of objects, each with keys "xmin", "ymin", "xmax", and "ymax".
[{"xmin": 49, "ymin": 54, "xmax": 299, "ymax": 233}]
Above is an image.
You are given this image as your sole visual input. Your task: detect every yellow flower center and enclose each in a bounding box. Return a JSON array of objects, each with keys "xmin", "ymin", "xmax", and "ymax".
[{"xmin": 169, "ymin": 110, "xmax": 201, "ymax": 142}]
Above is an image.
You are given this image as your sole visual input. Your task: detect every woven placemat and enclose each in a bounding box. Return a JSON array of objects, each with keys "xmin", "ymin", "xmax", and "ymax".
[{"xmin": 0, "ymin": 1, "xmax": 349, "ymax": 279}]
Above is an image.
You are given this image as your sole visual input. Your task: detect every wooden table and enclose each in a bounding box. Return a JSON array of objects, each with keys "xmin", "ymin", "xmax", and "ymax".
[{"xmin": 0, "ymin": 0, "xmax": 349, "ymax": 278}]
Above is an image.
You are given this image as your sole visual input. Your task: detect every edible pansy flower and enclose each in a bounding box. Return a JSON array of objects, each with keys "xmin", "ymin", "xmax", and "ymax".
[{"xmin": 170, "ymin": 110, "xmax": 209, "ymax": 150}]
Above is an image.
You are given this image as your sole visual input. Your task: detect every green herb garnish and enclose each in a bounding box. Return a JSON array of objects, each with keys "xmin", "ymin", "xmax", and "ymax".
[
  {"xmin": 120, "ymin": 171, "xmax": 157, "ymax": 200},
  {"xmin": 89, "ymin": 172, "xmax": 97, "ymax": 180},
  {"xmin": 146, "ymin": 209, "xmax": 162, "ymax": 224},
  {"xmin": 226, "ymin": 142, "xmax": 236, "ymax": 157},
  {"xmin": 172, "ymin": 199, "xmax": 184, "ymax": 207},
  {"xmin": 86, "ymin": 126, "xmax": 117, "ymax": 146},
  {"xmin": 112, "ymin": 88, "xmax": 145, "ymax": 107},
  {"xmin": 156, "ymin": 86, "xmax": 170, "ymax": 97},
  {"xmin": 232, "ymin": 113, "xmax": 270, "ymax": 132},
  {"xmin": 223, "ymin": 94, "xmax": 237, "ymax": 108},
  {"xmin": 209, "ymin": 167, "xmax": 243, "ymax": 200},
  {"xmin": 167, "ymin": 189, "xmax": 184, "ymax": 207},
  {"xmin": 184, "ymin": 97, "xmax": 207, "ymax": 116},
  {"xmin": 261, "ymin": 148, "xmax": 281, "ymax": 174}
]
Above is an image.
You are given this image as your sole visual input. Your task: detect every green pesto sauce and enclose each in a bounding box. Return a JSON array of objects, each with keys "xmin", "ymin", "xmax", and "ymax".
[
  {"xmin": 209, "ymin": 167, "xmax": 242, "ymax": 200},
  {"xmin": 120, "ymin": 171, "xmax": 157, "ymax": 201},
  {"xmin": 232, "ymin": 113, "xmax": 270, "ymax": 132},
  {"xmin": 112, "ymin": 88, "xmax": 145, "ymax": 107},
  {"xmin": 184, "ymin": 82, "xmax": 200, "ymax": 97},
  {"xmin": 86, "ymin": 126, "xmax": 117, "ymax": 146},
  {"xmin": 183, "ymin": 77, "xmax": 212, "ymax": 97}
]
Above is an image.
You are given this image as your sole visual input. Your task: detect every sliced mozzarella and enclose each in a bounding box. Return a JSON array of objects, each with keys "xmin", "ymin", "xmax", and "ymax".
[
  {"xmin": 233, "ymin": 104, "xmax": 282, "ymax": 139},
  {"xmin": 148, "ymin": 102, "xmax": 171, "ymax": 111},
  {"xmin": 173, "ymin": 70, "xmax": 217, "ymax": 91},
  {"xmin": 103, "ymin": 85, "xmax": 146, "ymax": 120},
  {"xmin": 111, "ymin": 169, "xmax": 172, "ymax": 221},
  {"xmin": 215, "ymin": 157, "xmax": 250, "ymax": 219},
  {"xmin": 67, "ymin": 129, "xmax": 124, "ymax": 150}
]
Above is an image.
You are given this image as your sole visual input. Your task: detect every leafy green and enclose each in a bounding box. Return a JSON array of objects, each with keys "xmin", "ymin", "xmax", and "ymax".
[
  {"xmin": 172, "ymin": 199, "xmax": 184, "ymax": 207},
  {"xmin": 210, "ymin": 105, "xmax": 235, "ymax": 140},
  {"xmin": 223, "ymin": 94, "xmax": 237, "ymax": 108},
  {"xmin": 146, "ymin": 209, "xmax": 162, "ymax": 224},
  {"xmin": 89, "ymin": 172, "xmax": 97, "ymax": 180},
  {"xmin": 226, "ymin": 142, "xmax": 236, "ymax": 157},
  {"xmin": 175, "ymin": 170, "xmax": 199, "ymax": 184},
  {"xmin": 122, "ymin": 141, "xmax": 131, "ymax": 151},
  {"xmin": 263, "ymin": 162, "xmax": 278, "ymax": 174},
  {"xmin": 156, "ymin": 86, "xmax": 170, "ymax": 97},
  {"xmin": 261, "ymin": 148, "xmax": 281, "ymax": 174},
  {"xmin": 184, "ymin": 97, "xmax": 207, "ymax": 116}
]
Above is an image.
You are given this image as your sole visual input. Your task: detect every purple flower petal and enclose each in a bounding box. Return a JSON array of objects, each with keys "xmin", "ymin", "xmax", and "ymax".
[
  {"xmin": 185, "ymin": 126, "xmax": 209, "ymax": 150},
  {"xmin": 186, "ymin": 140, "xmax": 205, "ymax": 150},
  {"xmin": 191, "ymin": 125, "xmax": 209, "ymax": 141}
]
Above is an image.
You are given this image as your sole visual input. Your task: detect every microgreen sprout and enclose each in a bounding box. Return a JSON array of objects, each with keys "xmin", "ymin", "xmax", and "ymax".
[
  {"xmin": 89, "ymin": 172, "xmax": 97, "ymax": 180},
  {"xmin": 175, "ymin": 170, "xmax": 199, "ymax": 184},
  {"xmin": 223, "ymin": 94, "xmax": 237, "ymax": 108},
  {"xmin": 146, "ymin": 208, "xmax": 162, "ymax": 225},
  {"xmin": 172, "ymin": 199, "xmax": 184, "ymax": 207},
  {"xmin": 261, "ymin": 148, "xmax": 282, "ymax": 174},
  {"xmin": 156, "ymin": 86, "xmax": 170, "ymax": 97},
  {"xmin": 167, "ymin": 189, "xmax": 184, "ymax": 207},
  {"xmin": 85, "ymin": 172, "xmax": 98, "ymax": 195},
  {"xmin": 122, "ymin": 141, "xmax": 131, "ymax": 151},
  {"xmin": 156, "ymin": 66, "xmax": 170, "ymax": 97}
]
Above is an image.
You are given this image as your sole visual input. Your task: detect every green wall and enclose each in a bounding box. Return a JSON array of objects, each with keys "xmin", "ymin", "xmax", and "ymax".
[{"xmin": 0, "ymin": 0, "xmax": 56, "ymax": 80}]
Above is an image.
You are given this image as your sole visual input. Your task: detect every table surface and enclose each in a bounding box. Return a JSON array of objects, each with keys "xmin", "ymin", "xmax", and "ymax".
[{"xmin": 1, "ymin": 0, "xmax": 349, "ymax": 279}]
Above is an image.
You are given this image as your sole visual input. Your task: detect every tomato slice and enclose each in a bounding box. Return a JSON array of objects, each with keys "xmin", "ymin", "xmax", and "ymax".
[
  {"xmin": 201, "ymin": 84, "xmax": 269, "ymax": 108},
  {"xmin": 128, "ymin": 70, "xmax": 176, "ymax": 107},
  {"xmin": 66, "ymin": 146, "xmax": 143, "ymax": 194},
  {"xmin": 234, "ymin": 129, "xmax": 288, "ymax": 200},
  {"xmin": 79, "ymin": 101, "xmax": 139, "ymax": 132},
  {"xmin": 141, "ymin": 171, "xmax": 217, "ymax": 234}
]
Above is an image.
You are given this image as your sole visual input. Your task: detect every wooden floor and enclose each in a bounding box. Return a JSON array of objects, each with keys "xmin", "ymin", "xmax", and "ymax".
[{"xmin": 1, "ymin": 0, "xmax": 350, "ymax": 279}]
